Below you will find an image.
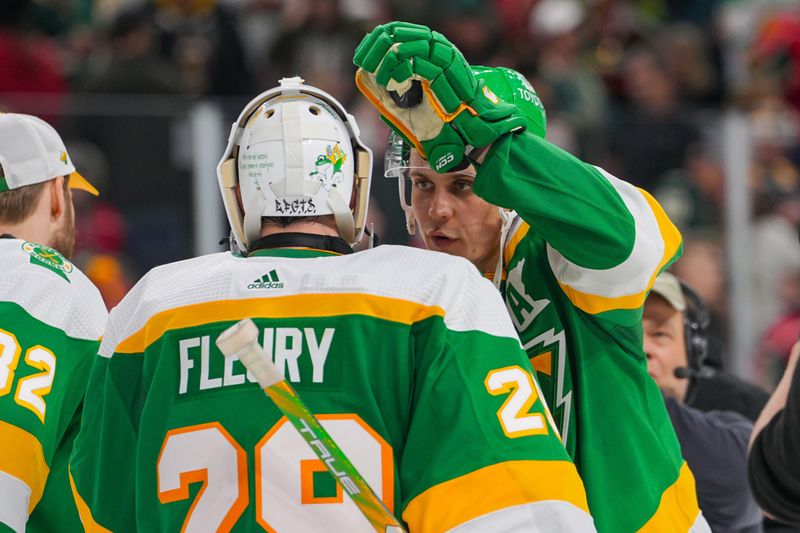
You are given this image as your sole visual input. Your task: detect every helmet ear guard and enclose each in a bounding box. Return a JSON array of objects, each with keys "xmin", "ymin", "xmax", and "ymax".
[{"xmin": 217, "ymin": 77, "xmax": 373, "ymax": 251}]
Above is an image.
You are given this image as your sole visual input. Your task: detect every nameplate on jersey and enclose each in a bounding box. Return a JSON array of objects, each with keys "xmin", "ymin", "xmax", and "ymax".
[{"xmin": 176, "ymin": 327, "xmax": 340, "ymax": 397}]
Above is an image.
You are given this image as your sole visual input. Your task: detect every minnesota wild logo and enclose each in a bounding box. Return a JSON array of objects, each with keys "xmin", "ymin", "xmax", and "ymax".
[
  {"xmin": 22, "ymin": 242, "xmax": 73, "ymax": 281},
  {"xmin": 310, "ymin": 144, "xmax": 346, "ymax": 191}
]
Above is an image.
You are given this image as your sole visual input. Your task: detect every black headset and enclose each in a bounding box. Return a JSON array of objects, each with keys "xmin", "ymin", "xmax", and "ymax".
[{"xmin": 679, "ymin": 281, "xmax": 711, "ymax": 374}]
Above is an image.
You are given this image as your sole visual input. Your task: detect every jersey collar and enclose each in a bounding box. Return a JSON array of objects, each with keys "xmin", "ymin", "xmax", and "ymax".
[{"xmin": 248, "ymin": 233, "xmax": 353, "ymax": 259}]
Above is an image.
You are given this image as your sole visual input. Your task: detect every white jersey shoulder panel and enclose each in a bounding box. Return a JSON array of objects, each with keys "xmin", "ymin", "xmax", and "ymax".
[
  {"xmin": 0, "ymin": 240, "xmax": 107, "ymax": 340},
  {"xmin": 101, "ymin": 246, "xmax": 518, "ymax": 356}
]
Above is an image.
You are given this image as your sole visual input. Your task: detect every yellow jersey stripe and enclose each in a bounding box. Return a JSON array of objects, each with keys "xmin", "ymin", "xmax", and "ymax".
[
  {"xmin": 0, "ymin": 420, "xmax": 49, "ymax": 513},
  {"xmin": 503, "ymin": 220, "xmax": 531, "ymax": 267},
  {"xmin": 69, "ymin": 469, "xmax": 112, "ymax": 532},
  {"xmin": 557, "ymin": 188, "xmax": 682, "ymax": 315},
  {"xmin": 639, "ymin": 462, "xmax": 701, "ymax": 532},
  {"xmin": 115, "ymin": 294, "xmax": 445, "ymax": 354},
  {"xmin": 402, "ymin": 460, "xmax": 589, "ymax": 533}
]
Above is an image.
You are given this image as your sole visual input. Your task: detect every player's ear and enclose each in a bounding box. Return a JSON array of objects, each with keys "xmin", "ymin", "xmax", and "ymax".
[{"xmin": 49, "ymin": 176, "xmax": 66, "ymax": 221}]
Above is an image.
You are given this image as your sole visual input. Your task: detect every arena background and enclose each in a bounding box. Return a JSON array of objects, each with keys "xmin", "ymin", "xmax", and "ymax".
[{"xmin": 2, "ymin": 0, "xmax": 798, "ymax": 388}]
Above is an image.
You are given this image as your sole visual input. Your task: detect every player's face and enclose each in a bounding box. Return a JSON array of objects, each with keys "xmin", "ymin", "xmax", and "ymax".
[
  {"xmin": 409, "ymin": 151, "xmax": 502, "ymax": 273},
  {"xmin": 642, "ymin": 295, "xmax": 690, "ymax": 402}
]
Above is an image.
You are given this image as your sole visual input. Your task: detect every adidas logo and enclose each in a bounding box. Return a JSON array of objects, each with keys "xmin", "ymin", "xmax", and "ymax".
[{"xmin": 247, "ymin": 269, "xmax": 284, "ymax": 290}]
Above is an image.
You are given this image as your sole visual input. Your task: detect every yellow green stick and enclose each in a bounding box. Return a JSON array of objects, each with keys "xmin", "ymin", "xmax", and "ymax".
[{"xmin": 216, "ymin": 318, "xmax": 405, "ymax": 533}]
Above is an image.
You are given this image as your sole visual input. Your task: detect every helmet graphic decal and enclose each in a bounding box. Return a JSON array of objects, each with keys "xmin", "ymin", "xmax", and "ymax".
[{"xmin": 310, "ymin": 144, "xmax": 347, "ymax": 191}]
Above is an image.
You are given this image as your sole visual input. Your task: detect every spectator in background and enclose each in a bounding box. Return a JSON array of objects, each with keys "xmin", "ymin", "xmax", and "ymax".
[
  {"xmin": 644, "ymin": 272, "xmax": 765, "ymax": 532},
  {"xmin": 652, "ymin": 145, "xmax": 725, "ymax": 235},
  {"xmin": 749, "ymin": 338, "xmax": 800, "ymax": 527},
  {"xmin": 269, "ymin": 0, "xmax": 363, "ymax": 104},
  {"xmin": 656, "ymin": 23, "xmax": 722, "ymax": 106},
  {"xmin": 756, "ymin": 277, "xmax": 800, "ymax": 390},
  {"xmin": 528, "ymin": 0, "xmax": 609, "ymax": 162},
  {"xmin": 77, "ymin": 5, "xmax": 192, "ymax": 274},
  {"xmin": 609, "ymin": 45, "xmax": 701, "ymax": 191},
  {"xmin": 147, "ymin": 0, "xmax": 254, "ymax": 96},
  {"xmin": 749, "ymin": 97, "xmax": 800, "ymax": 349},
  {"xmin": 82, "ymin": 5, "xmax": 183, "ymax": 96},
  {"xmin": 748, "ymin": 6, "xmax": 800, "ymax": 114},
  {"xmin": 671, "ymin": 236, "xmax": 729, "ymax": 341},
  {"xmin": 0, "ymin": 0, "xmax": 67, "ymax": 118}
]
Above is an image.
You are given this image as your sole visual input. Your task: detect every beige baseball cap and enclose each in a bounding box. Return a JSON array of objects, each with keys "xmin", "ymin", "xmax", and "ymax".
[
  {"xmin": 0, "ymin": 113, "xmax": 98, "ymax": 195},
  {"xmin": 649, "ymin": 271, "xmax": 687, "ymax": 312}
]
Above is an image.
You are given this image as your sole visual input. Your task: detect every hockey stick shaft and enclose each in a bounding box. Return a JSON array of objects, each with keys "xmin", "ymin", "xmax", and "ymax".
[{"xmin": 216, "ymin": 318, "xmax": 404, "ymax": 533}]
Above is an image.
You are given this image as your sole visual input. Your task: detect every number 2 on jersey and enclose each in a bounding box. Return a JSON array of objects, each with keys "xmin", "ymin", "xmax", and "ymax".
[
  {"xmin": 0, "ymin": 328, "xmax": 56, "ymax": 422},
  {"xmin": 485, "ymin": 365, "xmax": 548, "ymax": 438}
]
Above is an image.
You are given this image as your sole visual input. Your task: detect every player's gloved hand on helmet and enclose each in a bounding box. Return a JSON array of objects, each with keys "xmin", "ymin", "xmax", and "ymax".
[{"xmin": 354, "ymin": 21, "xmax": 527, "ymax": 173}]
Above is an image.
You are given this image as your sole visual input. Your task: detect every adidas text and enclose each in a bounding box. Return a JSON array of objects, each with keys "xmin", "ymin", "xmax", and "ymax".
[
  {"xmin": 248, "ymin": 269, "xmax": 283, "ymax": 289},
  {"xmin": 247, "ymin": 281, "xmax": 284, "ymax": 290}
]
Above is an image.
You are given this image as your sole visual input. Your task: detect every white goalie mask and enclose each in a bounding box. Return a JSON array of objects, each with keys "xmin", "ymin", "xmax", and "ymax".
[{"xmin": 217, "ymin": 77, "xmax": 373, "ymax": 250}]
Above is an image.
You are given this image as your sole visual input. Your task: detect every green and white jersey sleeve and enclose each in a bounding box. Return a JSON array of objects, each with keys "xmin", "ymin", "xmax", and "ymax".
[
  {"xmin": 69, "ymin": 245, "xmax": 595, "ymax": 532},
  {"xmin": 0, "ymin": 239, "xmax": 106, "ymax": 533},
  {"xmin": 474, "ymin": 133, "xmax": 707, "ymax": 533}
]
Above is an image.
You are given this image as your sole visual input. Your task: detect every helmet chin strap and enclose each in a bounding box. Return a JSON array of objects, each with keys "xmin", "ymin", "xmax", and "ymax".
[{"xmin": 493, "ymin": 208, "xmax": 515, "ymax": 289}]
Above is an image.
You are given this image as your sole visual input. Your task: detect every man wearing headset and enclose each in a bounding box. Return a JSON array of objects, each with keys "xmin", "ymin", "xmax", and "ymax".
[
  {"xmin": 644, "ymin": 271, "xmax": 763, "ymax": 532},
  {"xmin": 644, "ymin": 271, "xmax": 769, "ymax": 420}
]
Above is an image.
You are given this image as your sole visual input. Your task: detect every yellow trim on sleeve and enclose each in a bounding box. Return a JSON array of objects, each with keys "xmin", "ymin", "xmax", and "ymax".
[
  {"xmin": 115, "ymin": 293, "xmax": 445, "ymax": 354},
  {"xmin": 0, "ymin": 420, "xmax": 49, "ymax": 513},
  {"xmin": 402, "ymin": 460, "xmax": 589, "ymax": 533},
  {"xmin": 503, "ymin": 221, "xmax": 530, "ymax": 267},
  {"xmin": 557, "ymin": 188, "xmax": 682, "ymax": 315},
  {"xmin": 639, "ymin": 462, "xmax": 702, "ymax": 532},
  {"xmin": 68, "ymin": 468, "xmax": 112, "ymax": 533}
]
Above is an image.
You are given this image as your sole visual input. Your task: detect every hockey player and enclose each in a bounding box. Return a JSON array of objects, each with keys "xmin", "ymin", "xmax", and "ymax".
[
  {"xmin": 68, "ymin": 78, "xmax": 595, "ymax": 532},
  {"xmin": 354, "ymin": 21, "xmax": 709, "ymax": 532},
  {"xmin": 0, "ymin": 113, "xmax": 106, "ymax": 532}
]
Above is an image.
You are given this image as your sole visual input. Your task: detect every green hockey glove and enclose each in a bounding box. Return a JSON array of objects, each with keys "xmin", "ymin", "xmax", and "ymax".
[{"xmin": 354, "ymin": 21, "xmax": 527, "ymax": 172}]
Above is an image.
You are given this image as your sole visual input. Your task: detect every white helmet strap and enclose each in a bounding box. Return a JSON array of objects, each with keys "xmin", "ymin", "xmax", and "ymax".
[
  {"xmin": 327, "ymin": 187, "xmax": 355, "ymax": 244},
  {"xmin": 243, "ymin": 191, "xmax": 266, "ymax": 246}
]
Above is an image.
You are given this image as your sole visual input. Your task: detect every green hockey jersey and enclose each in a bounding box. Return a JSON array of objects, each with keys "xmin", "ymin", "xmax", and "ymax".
[
  {"xmin": 69, "ymin": 243, "xmax": 595, "ymax": 532},
  {"xmin": 0, "ymin": 238, "xmax": 107, "ymax": 533},
  {"xmin": 474, "ymin": 133, "xmax": 707, "ymax": 532}
]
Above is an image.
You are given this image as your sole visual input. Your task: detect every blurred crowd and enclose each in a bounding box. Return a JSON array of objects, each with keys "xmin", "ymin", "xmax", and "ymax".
[{"xmin": 3, "ymin": 0, "xmax": 800, "ymax": 389}]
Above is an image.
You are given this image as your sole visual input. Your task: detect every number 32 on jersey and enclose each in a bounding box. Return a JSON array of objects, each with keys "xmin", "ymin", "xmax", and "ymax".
[{"xmin": 0, "ymin": 328, "xmax": 56, "ymax": 423}]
